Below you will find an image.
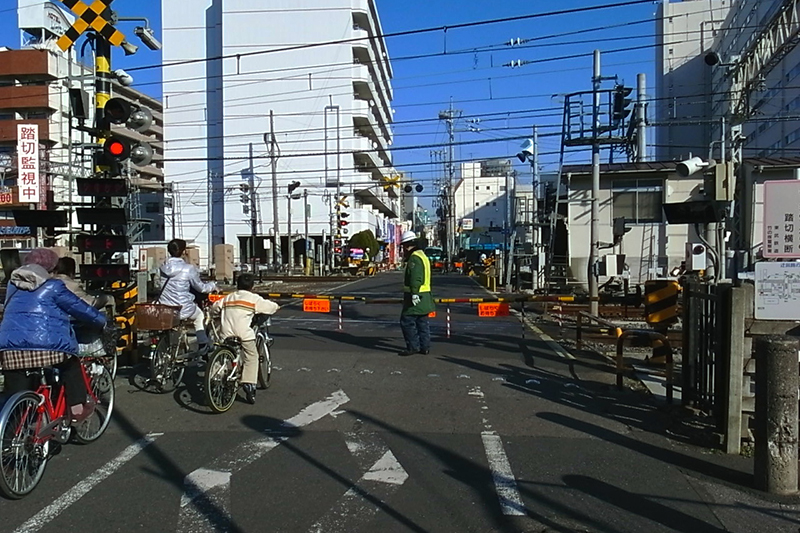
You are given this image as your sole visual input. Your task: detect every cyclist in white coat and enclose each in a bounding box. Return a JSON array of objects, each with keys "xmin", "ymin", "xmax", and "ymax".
[
  {"xmin": 211, "ymin": 273, "xmax": 279, "ymax": 404},
  {"xmin": 157, "ymin": 239, "xmax": 218, "ymax": 355}
]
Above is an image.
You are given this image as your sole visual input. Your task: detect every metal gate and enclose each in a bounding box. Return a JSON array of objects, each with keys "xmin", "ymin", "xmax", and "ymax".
[{"xmin": 682, "ymin": 281, "xmax": 728, "ymax": 414}]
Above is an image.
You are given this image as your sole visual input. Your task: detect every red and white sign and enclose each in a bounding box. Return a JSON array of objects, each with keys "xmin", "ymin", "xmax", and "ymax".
[
  {"xmin": 303, "ymin": 299, "xmax": 331, "ymax": 313},
  {"xmin": 16, "ymin": 124, "xmax": 40, "ymax": 204},
  {"xmin": 478, "ymin": 303, "xmax": 510, "ymax": 317}
]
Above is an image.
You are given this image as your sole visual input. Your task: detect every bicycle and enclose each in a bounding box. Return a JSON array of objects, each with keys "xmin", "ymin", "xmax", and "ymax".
[
  {"xmin": 139, "ymin": 298, "xmax": 216, "ymax": 394},
  {"xmin": 0, "ymin": 352, "xmax": 115, "ymax": 499},
  {"xmin": 205, "ymin": 314, "xmax": 273, "ymax": 413}
]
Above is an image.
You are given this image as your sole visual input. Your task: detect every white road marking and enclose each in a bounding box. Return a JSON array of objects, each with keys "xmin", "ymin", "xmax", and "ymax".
[
  {"xmin": 469, "ymin": 386, "xmax": 527, "ymax": 517},
  {"xmin": 481, "ymin": 431, "xmax": 526, "ymax": 516},
  {"xmin": 309, "ymin": 432, "xmax": 408, "ymax": 533},
  {"xmin": 13, "ymin": 433, "xmax": 162, "ymax": 533},
  {"xmin": 528, "ymin": 323, "xmax": 576, "ymax": 360},
  {"xmin": 177, "ymin": 390, "xmax": 350, "ymax": 533}
]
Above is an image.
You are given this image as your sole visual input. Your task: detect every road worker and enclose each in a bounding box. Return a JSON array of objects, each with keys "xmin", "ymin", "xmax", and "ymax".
[{"xmin": 398, "ymin": 231, "xmax": 435, "ymax": 356}]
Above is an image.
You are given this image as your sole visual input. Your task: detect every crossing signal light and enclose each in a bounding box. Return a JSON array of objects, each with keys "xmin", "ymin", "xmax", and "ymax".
[
  {"xmin": 80, "ymin": 264, "xmax": 131, "ymax": 282},
  {"xmin": 99, "ymin": 98, "xmax": 154, "ymax": 175},
  {"xmin": 338, "ymin": 219, "xmax": 349, "ymax": 227},
  {"xmin": 612, "ymin": 85, "xmax": 633, "ymax": 124},
  {"xmin": 76, "ymin": 234, "xmax": 129, "ymax": 253}
]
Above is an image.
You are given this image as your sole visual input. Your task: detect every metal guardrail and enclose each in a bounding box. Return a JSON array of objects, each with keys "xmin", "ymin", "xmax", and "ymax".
[{"xmin": 576, "ymin": 311, "xmax": 674, "ymax": 404}]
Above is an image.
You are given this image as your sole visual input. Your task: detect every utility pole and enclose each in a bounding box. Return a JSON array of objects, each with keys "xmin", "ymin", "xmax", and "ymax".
[
  {"xmin": 589, "ymin": 50, "xmax": 601, "ymax": 316},
  {"xmin": 635, "ymin": 73, "xmax": 647, "ymax": 162},
  {"xmin": 268, "ymin": 110, "xmax": 281, "ymax": 267},
  {"xmin": 439, "ymin": 100, "xmax": 461, "ymax": 266},
  {"xmin": 248, "ymin": 143, "xmax": 257, "ymax": 274},
  {"xmin": 531, "ymin": 126, "xmax": 540, "ymax": 289},
  {"xmin": 304, "ymin": 189, "xmax": 310, "ymax": 275},
  {"xmin": 287, "ymin": 193, "xmax": 292, "ymax": 274}
]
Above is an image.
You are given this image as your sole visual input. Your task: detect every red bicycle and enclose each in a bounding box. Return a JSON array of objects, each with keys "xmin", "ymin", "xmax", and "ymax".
[{"xmin": 0, "ymin": 354, "xmax": 114, "ymax": 499}]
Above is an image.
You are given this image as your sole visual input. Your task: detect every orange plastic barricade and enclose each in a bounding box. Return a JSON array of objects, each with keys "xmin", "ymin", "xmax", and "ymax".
[
  {"xmin": 478, "ymin": 302, "xmax": 509, "ymax": 317},
  {"xmin": 303, "ymin": 299, "xmax": 331, "ymax": 313},
  {"xmin": 428, "ymin": 312, "xmax": 437, "ymax": 318}
]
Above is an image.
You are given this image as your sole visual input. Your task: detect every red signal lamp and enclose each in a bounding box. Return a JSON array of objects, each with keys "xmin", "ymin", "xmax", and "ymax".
[
  {"xmin": 103, "ymin": 137, "xmax": 131, "ymax": 161},
  {"xmin": 80, "ymin": 264, "xmax": 130, "ymax": 282}
]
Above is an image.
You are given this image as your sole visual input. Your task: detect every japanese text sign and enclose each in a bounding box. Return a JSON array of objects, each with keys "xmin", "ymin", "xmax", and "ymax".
[
  {"xmin": 16, "ymin": 124, "xmax": 40, "ymax": 204},
  {"xmin": 763, "ymin": 180, "xmax": 800, "ymax": 259},
  {"xmin": 303, "ymin": 299, "xmax": 331, "ymax": 313},
  {"xmin": 478, "ymin": 302, "xmax": 509, "ymax": 317}
]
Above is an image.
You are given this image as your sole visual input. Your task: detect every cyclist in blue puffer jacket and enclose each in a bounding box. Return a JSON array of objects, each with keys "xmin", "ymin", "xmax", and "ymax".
[{"xmin": 0, "ymin": 248, "xmax": 107, "ymax": 422}]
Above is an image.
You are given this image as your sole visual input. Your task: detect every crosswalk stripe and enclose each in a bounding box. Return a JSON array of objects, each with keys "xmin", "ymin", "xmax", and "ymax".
[
  {"xmin": 13, "ymin": 433, "xmax": 162, "ymax": 533},
  {"xmin": 177, "ymin": 390, "xmax": 350, "ymax": 533}
]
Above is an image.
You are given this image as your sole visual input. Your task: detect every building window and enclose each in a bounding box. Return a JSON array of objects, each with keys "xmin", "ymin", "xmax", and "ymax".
[
  {"xmin": 474, "ymin": 218, "xmax": 479, "ymax": 223},
  {"xmin": 485, "ymin": 202, "xmax": 490, "ymax": 206},
  {"xmin": 475, "ymin": 186, "xmax": 480, "ymax": 190},
  {"xmin": 500, "ymin": 185, "xmax": 506, "ymax": 191},
  {"xmin": 787, "ymin": 127, "xmax": 800, "ymax": 146},
  {"xmin": 145, "ymin": 202, "xmax": 160, "ymax": 213},
  {"xmin": 486, "ymin": 186, "xmax": 490, "ymax": 190},
  {"xmin": 492, "ymin": 202, "xmax": 497, "ymax": 206},
  {"xmin": 475, "ymin": 202, "xmax": 480, "ymax": 206},
  {"xmin": 787, "ymin": 62, "xmax": 800, "ymax": 83},
  {"xmin": 612, "ymin": 178, "xmax": 663, "ymax": 224}
]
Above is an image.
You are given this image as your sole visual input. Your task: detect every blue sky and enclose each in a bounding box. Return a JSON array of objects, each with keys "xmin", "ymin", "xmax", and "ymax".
[{"xmin": 3, "ymin": 0, "xmax": 664, "ymax": 191}]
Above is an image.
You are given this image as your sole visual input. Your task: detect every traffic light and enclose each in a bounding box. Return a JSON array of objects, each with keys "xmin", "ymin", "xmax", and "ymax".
[
  {"xmin": 288, "ymin": 181, "xmax": 301, "ymax": 194},
  {"xmin": 612, "ymin": 85, "xmax": 633, "ymax": 124},
  {"xmin": 99, "ymin": 97, "xmax": 154, "ymax": 176}
]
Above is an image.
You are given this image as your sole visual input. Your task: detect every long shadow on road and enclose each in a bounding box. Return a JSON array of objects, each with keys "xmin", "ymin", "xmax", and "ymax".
[{"xmin": 439, "ymin": 354, "xmax": 751, "ymax": 488}]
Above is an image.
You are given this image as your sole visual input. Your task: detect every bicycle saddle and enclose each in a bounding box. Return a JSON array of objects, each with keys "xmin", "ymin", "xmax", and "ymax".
[{"xmin": 223, "ymin": 336, "xmax": 242, "ymax": 347}]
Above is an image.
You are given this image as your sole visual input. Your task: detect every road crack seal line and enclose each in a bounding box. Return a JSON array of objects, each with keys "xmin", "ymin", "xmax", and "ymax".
[{"xmin": 469, "ymin": 386, "xmax": 526, "ymax": 517}]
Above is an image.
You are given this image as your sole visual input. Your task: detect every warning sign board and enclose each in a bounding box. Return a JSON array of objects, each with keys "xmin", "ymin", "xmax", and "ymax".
[
  {"xmin": 303, "ymin": 299, "xmax": 331, "ymax": 313},
  {"xmin": 644, "ymin": 280, "xmax": 679, "ymax": 327},
  {"xmin": 478, "ymin": 303, "xmax": 509, "ymax": 317}
]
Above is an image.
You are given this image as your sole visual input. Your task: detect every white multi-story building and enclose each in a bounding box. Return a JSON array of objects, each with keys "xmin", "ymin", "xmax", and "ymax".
[
  {"xmin": 655, "ymin": 0, "xmax": 732, "ymax": 161},
  {"xmin": 453, "ymin": 159, "xmax": 517, "ymax": 248},
  {"xmin": 162, "ymin": 0, "xmax": 399, "ymax": 269}
]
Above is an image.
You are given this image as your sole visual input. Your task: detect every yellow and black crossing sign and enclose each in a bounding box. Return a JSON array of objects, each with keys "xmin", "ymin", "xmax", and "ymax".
[
  {"xmin": 56, "ymin": 0, "xmax": 125, "ymax": 51},
  {"xmin": 644, "ymin": 280, "xmax": 680, "ymax": 327}
]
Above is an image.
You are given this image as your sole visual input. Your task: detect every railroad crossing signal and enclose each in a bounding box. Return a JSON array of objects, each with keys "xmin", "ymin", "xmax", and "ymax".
[
  {"xmin": 382, "ymin": 175, "xmax": 400, "ymax": 191},
  {"xmin": 56, "ymin": 0, "xmax": 125, "ymax": 51}
]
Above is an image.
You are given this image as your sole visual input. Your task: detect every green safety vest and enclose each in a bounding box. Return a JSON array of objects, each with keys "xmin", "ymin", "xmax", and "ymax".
[{"xmin": 404, "ymin": 249, "xmax": 431, "ymax": 293}]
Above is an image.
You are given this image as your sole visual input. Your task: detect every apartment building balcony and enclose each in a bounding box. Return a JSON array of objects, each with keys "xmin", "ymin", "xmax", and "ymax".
[
  {"xmin": 352, "ymin": 65, "xmax": 392, "ymax": 133},
  {"xmin": 0, "ymin": 85, "xmax": 57, "ymax": 112},
  {"xmin": 355, "ymin": 183, "xmax": 397, "ymax": 218},
  {"xmin": 0, "ymin": 50, "xmax": 57, "ymax": 79},
  {"xmin": 0, "ymin": 119, "xmax": 52, "ymax": 144},
  {"xmin": 351, "ymin": 0, "xmax": 393, "ymax": 84},
  {"xmin": 352, "ymin": 99, "xmax": 391, "ymax": 153},
  {"xmin": 352, "ymin": 136, "xmax": 389, "ymax": 179},
  {"xmin": 354, "ymin": 126, "xmax": 391, "ymax": 167},
  {"xmin": 352, "ymin": 28, "xmax": 393, "ymax": 102}
]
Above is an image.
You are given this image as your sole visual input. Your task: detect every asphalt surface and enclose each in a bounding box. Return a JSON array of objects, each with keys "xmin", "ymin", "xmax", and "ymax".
[{"xmin": 1, "ymin": 273, "xmax": 799, "ymax": 533}]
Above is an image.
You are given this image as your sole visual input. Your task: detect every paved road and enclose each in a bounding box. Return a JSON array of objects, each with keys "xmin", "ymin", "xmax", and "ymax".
[{"xmin": 1, "ymin": 273, "xmax": 798, "ymax": 532}]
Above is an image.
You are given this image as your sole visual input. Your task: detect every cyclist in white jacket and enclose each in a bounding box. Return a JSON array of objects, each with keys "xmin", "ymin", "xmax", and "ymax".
[
  {"xmin": 211, "ymin": 273, "xmax": 279, "ymax": 404},
  {"xmin": 157, "ymin": 239, "xmax": 218, "ymax": 355}
]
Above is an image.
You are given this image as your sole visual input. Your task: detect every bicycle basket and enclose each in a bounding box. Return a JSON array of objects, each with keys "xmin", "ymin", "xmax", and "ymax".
[{"xmin": 135, "ymin": 303, "xmax": 181, "ymax": 330}]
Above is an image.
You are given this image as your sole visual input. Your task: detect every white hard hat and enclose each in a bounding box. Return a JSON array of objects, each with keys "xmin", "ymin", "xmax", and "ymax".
[{"xmin": 400, "ymin": 230, "xmax": 417, "ymax": 244}]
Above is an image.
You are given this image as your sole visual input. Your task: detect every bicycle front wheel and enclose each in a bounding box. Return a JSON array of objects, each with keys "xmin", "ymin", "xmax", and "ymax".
[
  {"xmin": 149, "ymin": 334, "xmax": 186, "ymax": 393},
  {"xmin": 256, "ymin": 336, "xmax": 271, "ymax": 390},
  {"xmin": 0, "ymin": 392, "xmax": 50, "ymax": 499},
  {"xmin": 73, "ymin": 362, "xmax": 115, "ymax": 444},
  {"xmin": 205, "ymin": 348, "xmax": 238, "ymax": 413}
]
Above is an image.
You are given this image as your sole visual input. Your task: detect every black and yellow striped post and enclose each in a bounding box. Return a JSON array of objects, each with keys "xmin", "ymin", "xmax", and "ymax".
[{"xmin": 644, "ymin": 280, "xmax": 680, "ymax": 328}]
